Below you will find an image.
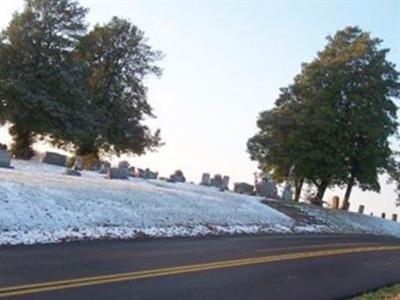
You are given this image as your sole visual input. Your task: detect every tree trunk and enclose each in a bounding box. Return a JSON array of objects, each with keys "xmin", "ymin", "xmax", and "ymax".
[
  {"xmin": 341, "ymin": 174, "xmax": 355, "ymax": 210},
  {"xmin": 293, "ymin": 177, "xmax": 304, "ymax": 202},
  {"xmin": 10, "ymin": 125, "xmax": 34, "ymax": 159},
  {"xmin": 313, "ymin": 181, "xmax": 329, "ymax": 206},
  {"xmin": 76, "ymin": 142, "xmax": 100, "ymax": 170}
]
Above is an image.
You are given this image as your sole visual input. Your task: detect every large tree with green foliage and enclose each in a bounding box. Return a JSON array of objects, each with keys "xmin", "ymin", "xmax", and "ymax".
[
  {"xmin": 0, "ymin": 0, "xmax": 90, "ymax": 158},
  {"xmin": 73, "ymin": 17, "xmax": 162, "ymax": 158},
  {"xmin": 248, "ymin": 27, "xmax": 399, "ymax": 208},
  {"xmin": 299, "ymin": 27, "xmax": 399, "ymax": 209}
]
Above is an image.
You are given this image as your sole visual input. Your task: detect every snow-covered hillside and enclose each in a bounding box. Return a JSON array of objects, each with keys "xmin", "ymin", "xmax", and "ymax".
[{"xmin": 0, "ymin": 160, "xmax": 399, "ymax": 245}]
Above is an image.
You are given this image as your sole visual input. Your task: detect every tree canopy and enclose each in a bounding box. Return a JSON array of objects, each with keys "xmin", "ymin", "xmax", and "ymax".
[
  {"xmin": 0, "ymin": 0, "xmax": 90, "ymax": 158},
  {"xmin": 0, "ymin": 0, "xmax": 162, "ymax": 161},
  {"xmin": 74, "ymin": 17, "xmax": 162, "ymax": 157}
]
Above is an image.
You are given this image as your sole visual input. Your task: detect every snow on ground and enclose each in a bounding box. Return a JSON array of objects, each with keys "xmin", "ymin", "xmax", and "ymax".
[
  {"xmin": 0, "ymin": 159, "xmax": 399, "ymax": 246},
  {"xmin": 300, "ymin": 204, "xmax": 400, "ymax": 238},
  {"xmin": 0, "ymin": 160, "xmax": 294, "ymax": 245}
]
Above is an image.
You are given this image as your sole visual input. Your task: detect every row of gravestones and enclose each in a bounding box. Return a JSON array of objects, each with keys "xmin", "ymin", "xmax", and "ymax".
[
  {"xmin": 357, "ymin": 204, "xmax": 398, "ymax": 222},
  {"xmin": 0, "ymin": 149, "xmax": 188, "ymax": 184},
  {"xmin": 200, "ymin": 173, "xmax": 229, "ymax": 190},
  {"xmin": 233, "ymin": 177, "xmax": 293, "ymax": 200},
  {"xmin": 39, "ymin": 151, "xmax": 186, "ymax": 183}
]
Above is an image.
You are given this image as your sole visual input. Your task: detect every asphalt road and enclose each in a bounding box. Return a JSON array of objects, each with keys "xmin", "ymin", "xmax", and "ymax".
[{"xmin": 1, "ymin": 234, "xmax": 400, "ymax": 300}]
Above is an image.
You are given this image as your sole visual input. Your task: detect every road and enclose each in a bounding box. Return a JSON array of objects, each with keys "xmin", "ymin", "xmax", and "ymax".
[{"xmin": 1, "ymin": 234, "xmax": 400, "ymax": 300}]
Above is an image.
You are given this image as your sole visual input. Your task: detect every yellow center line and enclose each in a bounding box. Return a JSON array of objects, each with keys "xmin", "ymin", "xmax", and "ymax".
[
  {"xmin": 1, "ymin": 245, "xmax": 399, "ymax": 298},
  {"xmin": 255, "ymin": 242, "xmax": 380, "ymax": 253}
]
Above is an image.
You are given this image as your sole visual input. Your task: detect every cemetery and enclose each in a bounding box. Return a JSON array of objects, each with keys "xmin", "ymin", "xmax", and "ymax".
[{"xmin": 0, "ymin": 154, "xmax": 400, "ymax": 246}]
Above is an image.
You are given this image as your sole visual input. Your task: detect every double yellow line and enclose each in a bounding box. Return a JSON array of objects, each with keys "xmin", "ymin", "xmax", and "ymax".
[{"xmin": 1, "ymin": 245, "xmax": 400, "ymax": 298}]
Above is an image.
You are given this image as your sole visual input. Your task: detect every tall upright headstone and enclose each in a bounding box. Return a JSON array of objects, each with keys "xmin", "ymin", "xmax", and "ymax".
[
  {"xmin": 392, "ymin": 214, "xmax": 398, "ymax": 222},
  {"xmin": 222, "ymin": 176, "xmax": 230, "ymax": 190},
  {"xmin": 358, "ymin": 205, "xmax": 365, "ymax": 214},
  {"xmin": 201, "ymin": 173, "xmax": 210, "ymax": 186},
  {"xmin": 0, "ymin": 150, "xmax": 12, "ymax": 168},
  {"xmin": 282, "ymin": 184, "xmax": 293, "ymax": 201},
  {"xmin": 331, "ymin": 196, "xmax": 340, "ymax": 209}
]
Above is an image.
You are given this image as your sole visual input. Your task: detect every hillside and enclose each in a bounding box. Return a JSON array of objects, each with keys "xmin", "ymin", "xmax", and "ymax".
[{"xmin": 0, "ymin": 160, "xmax": 399, "ymax": 245}]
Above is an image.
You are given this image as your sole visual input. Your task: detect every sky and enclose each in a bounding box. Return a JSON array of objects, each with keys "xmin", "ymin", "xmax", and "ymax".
[{"xmin": 0, "ymin": 0, "xmax": 399, "ymax": 215}]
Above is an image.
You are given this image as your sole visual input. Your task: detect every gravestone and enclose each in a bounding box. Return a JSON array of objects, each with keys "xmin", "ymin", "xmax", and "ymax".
[
  {"xmin": 129, "ymin": 167, "xmax": 136, "ymax": 177},
  {"xmin": 118, "ymin": 161, "xmax": 130, "ymax": 178},
  {"xmin": 99, "ymin": 161, "xmax": 111, "ymax": 174},
  {"xmin": 0, "ymin": 150, "xmax": 12, "ymax": 168},
  {"xmin": 64, "ymin": 168, "xmax": 81, "ymax": 177},
  {"xmin": 42, "ymin": 152, "xmax": 67, "ymax": 167},
  {"xmin": 331, "ymin": 196, "xmax": 340, "ymax": 209},
  {"xmin": 256, "ymin": 178, "xmax": 278, "ymax": 198},
  {"xmin": 146, "ymin": 169, "xmax": 158, "ymax": 179},
  {"xmin": 282, "ymin": 185, "xmax": 293, "ymax": 201},
  {"xmin": 234, "ymin": 182, "xmax": 254, "ymax": 195},
  {"xmin": 221, "ymin": 176, "xmax": 230, "ymax": 190},
  {"xmin": 358, "ymin": 205, "xmax": 365, "ymax": 214},
  {"xmin": 73, "ymin": 156, "xmax": 84, "ymax": 170},
  {"xmin": 210, "ymin": 174, "xmax": 223, "ymax": 188},
  {"xmin": 169, "ymin": 170, "xmax": 186, "ymax": 183},
  {"xmin": 201, "ymin": 173, "xmax": 210, "ymax": 186},
  {"xmin": 392, "ymin": 214, "xmax": 398, "ymax": 222},
  {"xmin": 381, "ymin": 212, "xmax": 386, "ymax": 219},
  {"xmin": 107, "ymin": 168, "xmax": 128, "ymax": 180}
]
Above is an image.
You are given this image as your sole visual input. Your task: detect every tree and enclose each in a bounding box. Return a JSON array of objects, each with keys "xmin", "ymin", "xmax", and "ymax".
[
  {"xmin": 248, "ymin": 82, "xmax": 342, "ymax": 205},
  {"xmin": 248, "ymin": 86, "xmax": 306, "ymax": 202},
  {"xmin": 73, "ymin": 17, "xmax": 162, "ymax": 159},
  {"xmin": 248, "ymin": 27, "xmax": 399, "ymax": 208},
  {"xmin": 0, "ymin": 0, "xmax": 90, "ymax": 158},
  {"xmin": 298, "ymin": 27, "xmax": 399, "ymax": 209}
]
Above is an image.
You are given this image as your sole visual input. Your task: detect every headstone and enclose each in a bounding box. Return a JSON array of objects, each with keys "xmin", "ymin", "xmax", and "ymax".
[
  {"xmin": 370, "ymin": 212, "xmax": 374, "ymax": 216},
  {"xmin": 282, "ymin": 184, "xmax": 293, "ymax": 201},
  {"xmin": 99, "ymin": 161, "xmax": 111, "ymax": 174},
  {"xmin": 64, "ymin": 168, "xmax": 81, "ymax": 177},
  {"xmin": 0, "ymin": 150, "xmax": 12, "ymax": 168},
  {"xmin": 107, "ymin": 168, "xmax": 128, "ymax": 180},
  {"xmin": 73, "ymin": 156, "xmax": 84, "ymax": 170},
  {"xmin": 129, "ymin": 166, "xmax": 136, "ymax": 177},
  {"xmin": 146, "ymin": 169, "xmax": 158, "ymax": 179},
  {"xmin": 358, "ymin": 205, "xmax": 365, "ymax": 214},
  {"xmin": 169, "ymin": 170, "xmax": 186, "ymax": 183},
  {"xmin": 234, "ymin": 182, "xmax": 254, "ymax": 195},
  {"xmin": 137, "ymin": 168, "xmax": 146, "ymax": 178},
  {"xmin": 221, "ymin": 176, "xmax": 230, "ymax": 190},
  {"xmin": 200, "ymin": 173, "xmax": 211, "ymax": 186},
  {"xmin": 210, "ymin": 174, "xmax": 223, "ymax": 188},
  {"xmin": 118, "ymin": 161, "xmax": 130, "ymax": 178},
  {"xmin": 0, "ymin": 143, "xmax": 7, "ymax": 150},
  {"xmin": 381, "ymin": 212, "xmax": 386, "ymax": 219},
  {"xmin": 256, "ymin": 178, "xmax": 278, "ymax": 198},
  {"xmin": 42, "ymin": 152, "xmax": 67, "ymax": 167},
  {"xmin": 392, "ymin": 214, "xmax": 398, "ymax": 222},
  {"xmin": 331, "ymin": 196, "xmax": 340, "ymax": 209}
]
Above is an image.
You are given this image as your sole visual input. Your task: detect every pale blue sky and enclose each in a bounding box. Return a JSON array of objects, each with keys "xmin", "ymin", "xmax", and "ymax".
[{"xmin": 0, "ymin": 0, "xmax": 399, "ymax": 215}]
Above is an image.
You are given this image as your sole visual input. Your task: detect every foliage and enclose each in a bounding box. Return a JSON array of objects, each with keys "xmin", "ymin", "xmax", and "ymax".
[
  {"xmin": 0, "ymin": 0, "xmax": 91, "ymax": 158},
  {"xmin": 74, "ymin": 16, "xmax": 163, "ymax": 157}
]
